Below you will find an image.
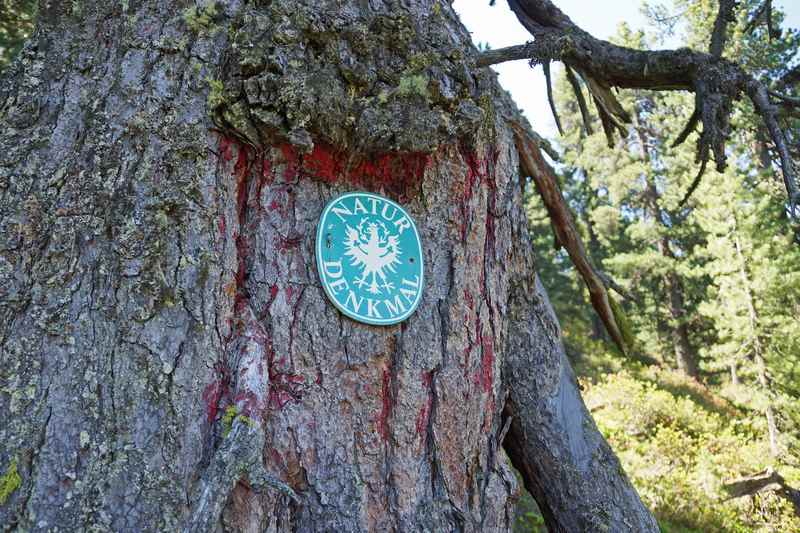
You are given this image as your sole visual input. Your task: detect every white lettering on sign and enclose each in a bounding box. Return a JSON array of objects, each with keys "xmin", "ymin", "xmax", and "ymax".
[
  {"xmin": 323, "ymin": 260, "xmax": 343, "ymax": 278},
  {"xmin": 383, "ymin": 294, "xmax": 407, "ymax": 317},
  {"xmin": 331, "ymin": 203, "xmax": 353, "ymax": 223},
  {"xmin": 345, "ymin": 290, "xmax": 363, "ymax": 313},
  {"xmin": 331, "ymin": 197, "xmax": 414, "ymax": 228},
  {"xmin": 368, "ymin": 197, "xmax": 380, "ymax": 215},
  {"xmin": 394, "ymin": 216, "xmax": 411, "ymax": 235},
  {"xmin": 329, "ymin": 277, "xmax": 348, "ymax": 294},
  {"xmin": 381, "ymin": 203, "xmax": 397, "ymax": 222},
  {"xmin": 366, "ymin": 298, "xmax": 382, "ymax": 318},
  {"xmin": 353, "ymin": 197, "xmax": 368, "ymax": 215},
  {"xmin": 400, "ymin": 275, "xmax": 420, "ymax": 304}
]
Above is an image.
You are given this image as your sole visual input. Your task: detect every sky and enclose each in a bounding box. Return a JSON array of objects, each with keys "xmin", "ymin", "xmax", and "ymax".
[{"xmin": 452, "ymin": 0, "xmax": 800, "ymax": 139}]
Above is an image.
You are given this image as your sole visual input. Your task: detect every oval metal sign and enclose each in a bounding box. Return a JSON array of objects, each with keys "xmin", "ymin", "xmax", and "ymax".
[{"xmin": 316, "ymin": 192, "xmax": 424, "ymax": 325}]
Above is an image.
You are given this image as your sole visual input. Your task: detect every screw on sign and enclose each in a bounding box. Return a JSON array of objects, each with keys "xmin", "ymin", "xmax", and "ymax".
[{"xmin": 316, "ymin": 192, "xmax": 424, "ymax": 325}]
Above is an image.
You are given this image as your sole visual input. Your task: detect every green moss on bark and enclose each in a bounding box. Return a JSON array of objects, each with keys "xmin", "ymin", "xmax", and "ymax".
[
  {"xmin": 396, "ymin": 74, "xmax": 430, "ymax": 101},
  {"xmin": 0, "ymin": 458, "xmax": 21, "ymax": 504},
  {"xmin": 222, "ymin": 406, "xmax": 256, "ymax": 437}
]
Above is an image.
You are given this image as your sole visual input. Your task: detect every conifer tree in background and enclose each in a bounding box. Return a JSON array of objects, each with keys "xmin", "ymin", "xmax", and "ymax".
[
  {"xmin": 695, "ymin": 169, "xmax": 800, "ymax": 458},
  {"xmin": 545, "ymin": 25, "xmax": 710, "ymax": 377},
  {"xmin": 536, "ymin": 0, "xmax": 799, "ymax": 375},
  {"xmin": 0, "ymin": 0, "xmax": 35, "ymax": 69}
]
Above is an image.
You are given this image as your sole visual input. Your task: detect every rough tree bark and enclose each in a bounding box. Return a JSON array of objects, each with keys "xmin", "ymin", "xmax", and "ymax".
[{"xmin": 0, "ymin": 1, "xmax": 656, "ymax": 531}]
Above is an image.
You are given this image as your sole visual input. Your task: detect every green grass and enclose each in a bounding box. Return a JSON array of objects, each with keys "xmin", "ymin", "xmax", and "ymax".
[{"xmin": 514, "ymin": 343, "xmax": 800, "ymax": 532}]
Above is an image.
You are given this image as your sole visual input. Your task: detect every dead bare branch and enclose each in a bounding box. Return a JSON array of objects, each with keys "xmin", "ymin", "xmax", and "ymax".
[
  {"xmin": 475, "ymin": 41, "xmax": 549, "ymax": 67},
  {"xmin": 583, "ymin": 73, "xmax": 631, "ymax": 129},
  {"xmin": 768, "ymin": 90, "xmax": 800, "ymax": 106},
  {"xmin": 710, "ymin": 0, "xmax": 737, "ymax": 58},
  {"xmin": 564, "ymin": 65, "xmax": 594, "ymax": 135},
  {"xmin": 672, "ymin": 108, "xmax": 700, "ymax": 147},
  {"xmin": 767, "ymin": 0, "xmax": 778, "ymax": 39},
  {"xmin": 748, "ymin": 81, "xmax": 800, "ymax": 216},
  {"xmin": 745, "ymin": 1, "xmax": 770, "ymax": 34},
  {"xmin": 678, "ymin": 158, "xmax": 708, "ymax": 208},
  {"xmin": 596, "ymin": 270, "xmax": 633, "ymax": 302},
  {"xmin": 594, "ymin": 95, "xmax": 618, "ymax": 148},
  {"xmin": 512, "ymin": 121, "xmax": 629, "ymax": 353},
  {"xmin": 724, "ymin": 468, "xmax": 800, "ymax": 517},
  {"xmin": 542, "ymin": 60, "xmax": 564, "ymax": 135},
  {"xmin": 475, "ymin": 0, "xmax": 800, "ymax": 217}
]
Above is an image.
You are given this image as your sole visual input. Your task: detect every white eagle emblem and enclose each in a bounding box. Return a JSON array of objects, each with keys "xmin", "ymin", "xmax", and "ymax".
[{"xmin": 344, "ymin": 218, "xmax": 402, "ymax": 295}]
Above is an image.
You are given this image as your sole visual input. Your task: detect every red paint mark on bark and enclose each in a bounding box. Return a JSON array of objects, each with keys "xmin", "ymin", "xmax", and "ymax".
[
  {"xmin": 280, "ymin": 144, "xmax": 300, "ymax": 182},
  {"xmin": 282, "ymin": 141, "xmax": 429, "ymax": 201},
  {"xmin": 268, "ymin": 389, "xmax": 294, "ymax": 409},
  {"xmin": 458, "ymin": 146, "xmax": 486, "ymax": 241},
  {"xmin": 261, "ymin": 157, "xmax": 272, "ymax": 181},
  {"xmin": 303, "ymin": 142, "xmax": 343, "ymax": 183},
  {"xmin": 270, "ymin": 449, "xmax": 284, "ymax": 467},
  {"xmin": 219, "ymin": 136, "xmax": 235, "ymax": 163},
  {"xmin": 234, "ymin": 390, "xmax": 261, "ymax": 418},
  {"xmin": 286, "ymin": 374, "xmax": 305, "ymax": 384},
  {"xmin": 217, "ymin": 135, "xmax": 255, "ymax": 314},
  {"xmin": 415, "ymin": 371, "xmax": 433, "ymax": 437},
  {"xmin": 263, "ymin": 341, "xmax": 305, "ymax": 411},
  {"xmin": 202, "ymin": 381, "xmax": 224, "ymax": 423},
  {"xmin": 221, "ymin": 137, "xmax": 253, "ymax": 313},
  {"xmin": 377, "ymin": 364, "xmax": 393, "ymax": 441},
  {"xmin": 255, "ymin": 157, "xmax": 273, "ymax": 207},
  {"xmin": 275, "ymin": 233, "xmax": 302, "ymax": 253},
  {"xmin": 234, "ymin": 148, "xmax": 250, "ymax": 225},
  {"xmin": 233, "ymin": 233, "xmax": 250, "ymax": 313},
  {"xmin": 480, "ymin": 336, "xmax": 494, "ymax": 394},
  {"xmin": 202, "ymin": 363, "xmax": 232, "ymax": 423},
  {"xmin": 269, "ymin": 284, "xmax": 279, "ymax": 301},
  {"xmin": 350, "ymin": 150, "xmax": 430, "ymax": 201},
  {"xmin": 267, "ymin": 369, "xmax": 305, "ymax": 409}
]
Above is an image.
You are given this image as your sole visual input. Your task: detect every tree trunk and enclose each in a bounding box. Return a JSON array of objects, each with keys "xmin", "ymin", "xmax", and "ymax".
[
  {"xmin": 730, "ymin": 361, "xmax": 740, "ymax": 386},
  {"xmin": 664, "ymin": 268, "xmax": 699, "ymax": 379},
  {"xmin": 733, "ymin": 229, "xmax": 780, "ymax": 457},
  {"xmin": 0, "ymin": 1, "xmax": 657, "ymax": 531}
]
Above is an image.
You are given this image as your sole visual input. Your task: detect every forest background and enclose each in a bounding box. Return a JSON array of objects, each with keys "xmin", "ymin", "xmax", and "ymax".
[{"xmin": 460, "ymin": 1, "xmax": 800, "ymax": 531}]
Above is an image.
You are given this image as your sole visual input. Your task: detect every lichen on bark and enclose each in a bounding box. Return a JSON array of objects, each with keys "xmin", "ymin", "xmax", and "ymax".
[
  {"xmin": 0, "ymin": 459, "xmax": 21, "ymax": 504},
  {"xmin": 212, "ymin": 0, "xmax": 492, "ymax": 156}
]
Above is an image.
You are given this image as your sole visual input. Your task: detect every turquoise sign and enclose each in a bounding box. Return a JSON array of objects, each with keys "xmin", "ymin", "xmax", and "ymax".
[{"xmin": 316, "ymin": 192, "xmax": 424, "ymax": 325}]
